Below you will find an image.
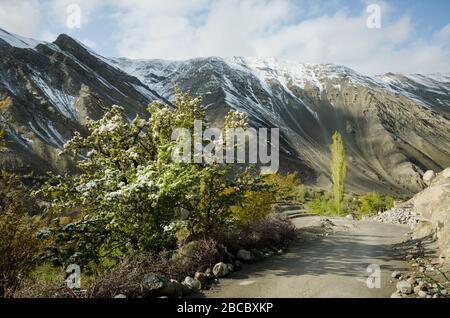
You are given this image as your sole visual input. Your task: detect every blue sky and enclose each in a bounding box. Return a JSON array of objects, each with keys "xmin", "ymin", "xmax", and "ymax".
[{"xmin": 0, "ymin": 0, "xmax": 449, "ymax": 74}]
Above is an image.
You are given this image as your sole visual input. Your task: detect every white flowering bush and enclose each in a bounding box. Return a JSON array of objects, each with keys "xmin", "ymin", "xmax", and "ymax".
[{"xmin": 36, "ymin": 89, "xmax": 270, "ymax": 269}]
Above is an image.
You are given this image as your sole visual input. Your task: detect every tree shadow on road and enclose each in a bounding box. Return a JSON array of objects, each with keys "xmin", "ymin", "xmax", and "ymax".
[{"xmin": 215, "ymin": 224, "xmax": 413, "ymax": 281}]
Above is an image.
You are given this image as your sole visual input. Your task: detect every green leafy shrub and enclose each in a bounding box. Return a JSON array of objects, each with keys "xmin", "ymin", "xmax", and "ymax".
[
  {"xmin": 357, "ymin": 192, "xmax": 395, "ymax": 215},
  {"xmin": 35, "ymin": 90, "xmax": 268, "ymax": 269},
  {"xmin": 0, "ymin": 172, "xmax": 43, "ymax": 297},
  {"xmin": 307, "ymin": 196, "xmax": 338, "ymax": 216},
  {"xmin": 266, "ymin": 172, "xmax": 303, "ymax": 202},
  {"xmin": 230, "ymin": 188, "xmax": 276, "ymax": 224}
]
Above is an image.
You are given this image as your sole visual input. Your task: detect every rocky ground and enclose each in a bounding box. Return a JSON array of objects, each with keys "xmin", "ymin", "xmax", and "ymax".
[
  {"xmin": 204, "ymin": 217, "xmax": 411, "ymax": 298},
  {"xmin": 119, "ymin": 217, "xmax": 337, "ymax": 299},
  {"xmin": 373, "ymin": 168, "xmax": 450, "ymax": 298},
  {"xmin": 371, "ymin": 205, "xmax": 420, "ymax": 228},
  {"xmin": 202, "ymin": 168, "xmax": 450, "ymax": 298},
  {"xmin": 96, "ymin": 168, "xmax": 450, "ymax": 299},
  {"xmin": 390, "ymin": 236, "xmax": 449, "ymax": 298}
]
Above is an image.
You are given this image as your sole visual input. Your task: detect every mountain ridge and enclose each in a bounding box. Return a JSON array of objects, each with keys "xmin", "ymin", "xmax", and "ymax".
[{"xmin": 1, "ymin": 29, "xmax": 449, "ymax": 194}]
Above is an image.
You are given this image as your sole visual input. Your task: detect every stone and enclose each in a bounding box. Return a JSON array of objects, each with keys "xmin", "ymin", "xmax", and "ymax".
[
  {"xmin": 114, "ymin": 294, "xmax": 126, "ymax": 298},
  {"xmin": 182, "ymin": 276, "xmax": 201, "ymax": 292},
  {"xmin": 371, "ymin": 207, "xmax": 419, "ymax": 227},
  {"xmin": 226, "ymin": 263, "xmax": 234, "ymax": 272},
  {"xmin": 194, "ymin": 272, "xmax": 206, "ymax": 285},
  {"xmin": 218, "ymin": 244, "xmax": 235, "ymax": 260},
  {"xmin": 170, "ymin": 279, "xmax": 184, "ymax": 297},
  {"xmin": 204, "ymin": 268, "xmax": 213, "ymax": 279},
  {"xmin": 428, "ymin": 288, "xmax": 438, "ymax": 294},
  {"xmin": 345, "ymin": 214, "xmax": 354, "ymax": 220},
  {"xmin": 417, "ymin": 281, "xmax": 427, "ymax": 291},
  {"xmin": 237, "ymin": 249, "xmax": 253, "ymax": 261},
  {"xmin": 251, "ymin": 249, "xmax": 265, "ymax": 261},
  {"xmin": 418, "ymin": 290, "xmax": 427, "ymax": 298},
  {"xmin": 423, "ymin": 170, "xmax": 435, "ymax": 185},
  {"xmin": 442, "ymin": 168, "xmax": 450, "ymax": 179},
  {"xmin": 396, "ymin": 281, "xmax": 413, "ymax": 294},
  {"xmin": 142, "ymin": 273, "xmax": 175, "ymax": 297},
  {"xmin": 414, "ymin": 286, "xmax": 421, "ymax": 294},
  {"xmin": 440, "ymin": 289, "xmax": 447, "ymax": 295},
  {"xmin": 391, "ymin": 271, "xmax": 402, "ymax": 279},
  {"xmin": 212, "ymin": 262, "xmax": 229, "ymax": 278}
]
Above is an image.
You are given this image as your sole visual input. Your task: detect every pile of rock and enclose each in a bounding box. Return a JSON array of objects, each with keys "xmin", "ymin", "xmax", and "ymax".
[
  {"xmin": 372, "ymin": 207, "xmax": 419, "ymax": 227},
  {"xmin": 113, "ymin": 247, "xmax": 280, "ymax": 298},
  {"xmin": 391, "ymin": 270, "xmax": 448, "ymax": 298},
  {"xmin": 411, "ymin": 168, "xmax": 450, "ymax": 261},
  {"xmin": 120, "ymin": 261, "xmax": 236, "ymax": 299}
]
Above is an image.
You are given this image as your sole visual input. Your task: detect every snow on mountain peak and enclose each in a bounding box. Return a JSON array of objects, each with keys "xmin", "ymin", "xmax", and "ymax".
[
  {"xmin": 0, "ymin": 28, "xmax": 41, "ymax": 49},
  {"xmin": 224, "ymin": 56, "xmax": 387, "ymax": 93}
]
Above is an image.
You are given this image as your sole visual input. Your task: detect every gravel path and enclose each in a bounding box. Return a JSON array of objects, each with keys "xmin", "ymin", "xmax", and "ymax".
[{"xmin": 204, "ymin": 216, "xmax": 410, "ymax": 298}]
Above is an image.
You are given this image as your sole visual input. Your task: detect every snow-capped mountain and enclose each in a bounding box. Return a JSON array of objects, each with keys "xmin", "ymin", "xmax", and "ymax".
[
  {"xmin": 1, "ymin": 29, "xmax": 449, "ymax": 194},
  {"xmin": 112, "ymin": 56, "xmax": 450, "ymax": 194},
  {"xmin": 0, "ymin": 29, "xmax": 166, "ymax": 174}
]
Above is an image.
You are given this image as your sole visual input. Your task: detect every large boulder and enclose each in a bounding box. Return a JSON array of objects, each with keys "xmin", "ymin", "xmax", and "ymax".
[
  {"xmin": 251, "ymin": 249, "xmax": 265, "ymax": 261},
  {"xmin": 237, "ymin": 249, "xmax": 253, "ymax": 261},
  {"xmin": 182, "ymin": 276, "xmax": 201, "ymax": 292},
  {"xmin": 443, "ymin": 168, "xmax": 450, "ymax": 179},
  {"xmin": 396, "ymin": 281, "xmax": 413, "ymax": 294},
  {"xmin": 422, "ymin": 170, "xmax": 436, "ymax": 186},
  {"xmin": 411, "ymin": 168, "xmax": 450, "ymax": 260},
  {"xmin": 194, "ymin": 272, "xmax": 206, "ymax": 285},
  {"xmin": 141, "ymin": 273, "xmax": 175, "ymax": 297},
  {"xmin": 212, "ymin": 262, "xmax": 229, "ymax": 278}
]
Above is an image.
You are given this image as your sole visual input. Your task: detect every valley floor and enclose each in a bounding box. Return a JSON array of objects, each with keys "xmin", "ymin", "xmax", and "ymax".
[{"xmin": 204, "ymin": 216, "xmax": 410, "ymax": 298}]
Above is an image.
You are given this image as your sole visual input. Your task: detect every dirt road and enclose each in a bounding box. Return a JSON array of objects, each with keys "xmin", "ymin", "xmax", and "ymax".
[{"xmin": 205, "ymin": 216, "xmax": 410, "ymax": 298}]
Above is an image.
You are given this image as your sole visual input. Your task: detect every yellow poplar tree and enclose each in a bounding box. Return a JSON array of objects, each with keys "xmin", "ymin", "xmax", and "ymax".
[{"xmin": 330, "ymin": 131, "xmax": 347, "ymax": 215}]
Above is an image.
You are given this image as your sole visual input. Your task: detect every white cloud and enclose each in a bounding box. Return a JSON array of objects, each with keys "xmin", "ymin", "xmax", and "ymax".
[
  {"xmin": 47, "ymin": 0, "xmax": 106, "ymax": 29},
  {"xmin": 40, "ymin": 31, "xmax": 58, "ymax": 43},
  {"xmin": 0, "ymin": 0, "xmax": 44, "ymax": 37},
  {"xmin": 80, "ymin": 38, "xmax": 98, "ymax": 49},
  {"xmin": 0, "ymin": 0, "xmax": 448, "ymax": 74},
  {"xmin": 109, "ymin": 0, "xmax": 449, "ymax": 74},
  {"xmin": 114, "ymin": 0, "xmax": 294, "ymax": 59},
  {"xmin": 111, "ymin": 0, "xmax": 210, "ymax": 59}
]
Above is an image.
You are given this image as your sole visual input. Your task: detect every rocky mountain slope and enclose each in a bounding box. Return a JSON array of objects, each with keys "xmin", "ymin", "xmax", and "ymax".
[
  {"xmin": 112, "ymin": 57, "xmax": 450, "ymax": 194},
  {"xmin": 1, "ymin": 29, "xmax": 449, "ymax": 194},
  {"xmin": 0, "ymin": 28, "xmax": 166, "ymax": 175}
]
